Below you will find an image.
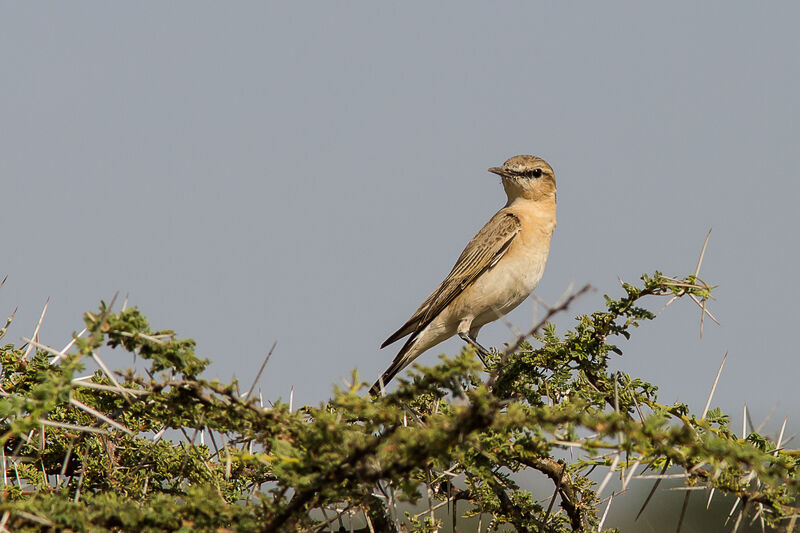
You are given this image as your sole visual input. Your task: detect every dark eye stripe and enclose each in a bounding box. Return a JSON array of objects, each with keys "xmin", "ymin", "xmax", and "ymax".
[{"xmin": 509, "ymin": 168, "xmax": 545, "ymax": 178}]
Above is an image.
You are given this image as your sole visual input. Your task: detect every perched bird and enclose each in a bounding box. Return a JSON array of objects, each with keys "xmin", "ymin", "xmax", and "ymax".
[{"xmin": 371, "ymin": 155, "xmax": 557, "ymax": 394}]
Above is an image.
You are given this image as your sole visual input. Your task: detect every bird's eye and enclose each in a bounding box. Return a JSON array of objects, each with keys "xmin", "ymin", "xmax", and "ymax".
[{"xmin": 531, "ymin": 168, "xmax": 543, "ymax": 178}]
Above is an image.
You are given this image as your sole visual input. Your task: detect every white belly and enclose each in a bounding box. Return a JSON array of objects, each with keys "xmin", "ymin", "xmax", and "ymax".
[{"xmin": 458, "ymin": 245, "xmax": 549, "ymax": 328}]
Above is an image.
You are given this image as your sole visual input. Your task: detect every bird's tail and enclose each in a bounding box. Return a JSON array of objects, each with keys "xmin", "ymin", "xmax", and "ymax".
[{"xmin": 369, "ymin": 334, "xmax": 420, "ymax": 396}]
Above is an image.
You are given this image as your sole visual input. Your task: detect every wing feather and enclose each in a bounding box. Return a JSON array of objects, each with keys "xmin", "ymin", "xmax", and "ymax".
[{"xmin": 381, "ymin": 211, "xmax": 521, "ymax": 348}]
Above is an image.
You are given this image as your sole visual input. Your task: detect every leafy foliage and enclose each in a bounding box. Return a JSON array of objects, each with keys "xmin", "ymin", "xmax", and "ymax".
[{"xmin": 0, "ymin": 272, "xmax": 795, "ymax": 532}]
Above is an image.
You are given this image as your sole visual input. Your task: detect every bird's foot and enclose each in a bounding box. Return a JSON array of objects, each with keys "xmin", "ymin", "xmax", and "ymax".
[{"xmin": 458, "ymin": 332, "xmax": 492, "ymax": 370}]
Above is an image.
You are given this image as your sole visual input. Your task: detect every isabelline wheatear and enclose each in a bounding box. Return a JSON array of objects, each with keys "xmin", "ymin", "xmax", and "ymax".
[{"xmin": 371, "ymin": 155, "xmax": 557, "ymax": 394}]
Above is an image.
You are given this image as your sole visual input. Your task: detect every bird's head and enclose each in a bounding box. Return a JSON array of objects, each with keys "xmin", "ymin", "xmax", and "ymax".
[{"xmin": 489, "ymin": 155, "xmax": 556, "ymax": 202}]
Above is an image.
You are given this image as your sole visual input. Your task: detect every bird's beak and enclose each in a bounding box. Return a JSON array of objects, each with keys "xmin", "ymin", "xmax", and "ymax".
[{"xmin": 488, "ymin": 167, "xmax": 505, "ymax": 177}]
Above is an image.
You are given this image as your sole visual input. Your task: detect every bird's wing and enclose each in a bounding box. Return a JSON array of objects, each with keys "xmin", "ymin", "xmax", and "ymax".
[{"xmin": 381, "ymin": 211, "xmax": 521, "ymax": 348}]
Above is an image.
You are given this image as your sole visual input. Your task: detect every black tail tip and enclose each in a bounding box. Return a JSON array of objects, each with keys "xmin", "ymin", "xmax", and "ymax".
[{"xmin": 369, "ymin": 375, "xmax": 390, "ymax": 397}]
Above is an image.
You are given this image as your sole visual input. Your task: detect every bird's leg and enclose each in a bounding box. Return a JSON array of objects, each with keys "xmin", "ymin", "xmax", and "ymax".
[{"xmin": 458, "ymin": 332, "xmax": 491, "ymax": 369}]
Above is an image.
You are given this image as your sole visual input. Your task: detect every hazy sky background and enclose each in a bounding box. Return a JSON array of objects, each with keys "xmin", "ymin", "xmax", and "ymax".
[{"xmin": 2, "ymin": 4, "xmax": 798, "ymax": 530}]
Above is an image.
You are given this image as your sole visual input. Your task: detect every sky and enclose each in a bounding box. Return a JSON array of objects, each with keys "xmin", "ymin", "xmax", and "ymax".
[{"xmin": 1, "ymin": 4, "xmax": 798, "ymax": 529}]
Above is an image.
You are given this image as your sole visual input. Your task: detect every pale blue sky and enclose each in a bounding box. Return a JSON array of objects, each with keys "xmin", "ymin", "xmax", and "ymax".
[{"xmin": 1, "ymin": 5, "xmax": 798, "ymax": 527}]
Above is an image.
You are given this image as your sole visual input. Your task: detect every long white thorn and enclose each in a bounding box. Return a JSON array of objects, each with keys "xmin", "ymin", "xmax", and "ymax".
[
  {"xmin": 695, "ymin": 228, "xmax": 712, "ymax": 278},
  {"xmin": 742, "ymin": 404, "xmax": 748, "ymax": 439},
  {"xmin": 22, "ymin": 297, "xmax": 50, "ymax": 360},
  {"xmin": 775, "ymin": 417, "xmax": 788, "ymax": 453},
  {"xmin": 69, "ymin": 398, "xmax": 134, "ymax": 435},
  {"xmin": 596, "ymin": 454, "xmax": 620, "ymax": 496},
  {"xmin": 597, "ymin": 492, "xmax": 614, "ymax": 531},
  {"xmin": 51, "ymin": 327, "xmax": 87, "ymax": 365},
  {"xmin": 701, "ymin": 352, "xmax": 728, "ymax": 419},
  {"xmin": 706, "ymin": 487, "xmax": 715, "ymax": 509}
]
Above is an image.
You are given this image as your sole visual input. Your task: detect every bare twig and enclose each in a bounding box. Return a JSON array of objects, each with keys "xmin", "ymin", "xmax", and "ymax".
[
  {"xmin": 243, "ymin": 341, "xmax": 277, "ymax": 399},
  {"xmin": 502, "ymin": 283, "xmax": 593, "ymax": 359},
  {"xmin": 636, "ymin": 461, "xmax": 670, "ymax": 521},
  {"xmin": 676, "ymin": 492, "xmax": 690, "ymax": 533},
  {"xmin": 0, "ymin": 306, "xmax": 16, "ymax": 342}
]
